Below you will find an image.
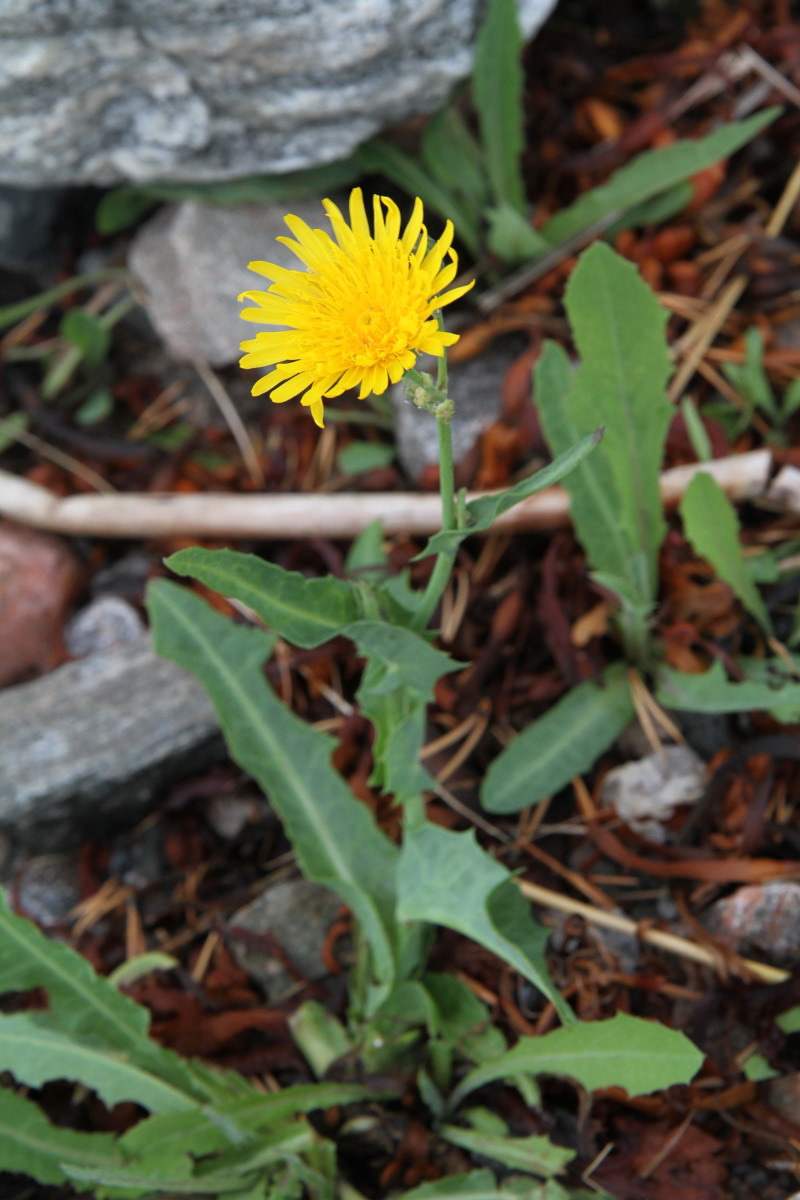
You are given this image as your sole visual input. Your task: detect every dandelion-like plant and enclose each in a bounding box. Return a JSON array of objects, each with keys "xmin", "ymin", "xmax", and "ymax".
[{"xmin": 239, "ymin": 187, "xmax": 474, "ymax": 428}]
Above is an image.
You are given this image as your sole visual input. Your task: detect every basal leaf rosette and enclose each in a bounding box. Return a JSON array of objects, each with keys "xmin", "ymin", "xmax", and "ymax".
[{"xmin": 239, "ymin": 188, "xmax": 474, "ymax": 428}]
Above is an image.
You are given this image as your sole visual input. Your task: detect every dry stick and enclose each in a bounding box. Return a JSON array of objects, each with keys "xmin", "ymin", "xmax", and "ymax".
[
  {"xmin": 194, "ymin": 359, "xmax": 266, "ymax": 488},
  {"xmin": 0, "ymin": 418, "xmax": 116, "ymax": 495},
  {"xmin": 669, "ymin": 157, "xmax": 800, "ymax": 403},
  {"xmin": 0, "ymin": 449, "xmax": 775, "ymax": 540},
  {"xmin": 516, "ymin": 878, "xmax": 788, "ymax": 986}
]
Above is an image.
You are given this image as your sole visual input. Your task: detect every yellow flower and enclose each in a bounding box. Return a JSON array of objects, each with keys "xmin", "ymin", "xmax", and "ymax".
[{"xmin": 238, "ymin": 187, "xmax": 474, "ymax": 428}]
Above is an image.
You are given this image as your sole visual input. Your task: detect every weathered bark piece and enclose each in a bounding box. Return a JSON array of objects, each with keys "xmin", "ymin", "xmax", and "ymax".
[
  {"xmin": 0, "ymin": 640, "xmax": 222, "ymax": 850},
  {"xmin": 0, "ymin": 1, "xmax": 558, "ymax": 186}
]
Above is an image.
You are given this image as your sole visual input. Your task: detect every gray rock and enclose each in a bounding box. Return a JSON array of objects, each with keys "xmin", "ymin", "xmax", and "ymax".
[
  {"xmin": 206, "ymin": 792, "xmax": 266, "ymax": 840},
  {"xmin": 0, "ymin": 639, "xmax": 223, "ymax": 850},
  {"xmin": 65, "ymin": 594, "xmax": 147, "ymax": 658},
  {"xmin": 227, "ymin": 877, "xmax": 342, "ymax": 1001},
  {"xmin": 390, "ymin": 338, "xmax": 520, "ymax": 483},
  {"xmin": 0, "ymin": 1, "xmax": 558, "ymax": 187},
  {"xmin": 600, "ymin": 745, "xmax": 706, "ymax": 844},
  {"xmin": 11, "ymin": 852, "xmax": 81, "ymax": 927},
  {"xmin": 0, "ymin": 185, "xmax": 63, "ymax": 271},
  {"xmin": 704, "ymin": 882, "xmax": 800, "ymax": 969},
  {"xmin": 130, "ymin": 197, "xmax": 327, "ymax": 365}
]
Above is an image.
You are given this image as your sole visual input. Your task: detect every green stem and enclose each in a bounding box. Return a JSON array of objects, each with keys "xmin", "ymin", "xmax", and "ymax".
[{"xmin": 411, "ymin": 414, "xmax": 457, "ymax": 633}]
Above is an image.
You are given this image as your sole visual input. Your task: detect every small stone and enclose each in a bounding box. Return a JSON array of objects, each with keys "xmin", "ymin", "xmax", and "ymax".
[
  {"xmin": 0, "ymin": 639, "xmax": 223, "ymax": 850},
  {"xmin": 704, "ymin": 882, "xmax": 800, "ymax": 969},
  {"xmin": 390, "ymin": 338, "xmax": 523, "ymax": 484},
  {"xmin": 130, "ymin": 197, "xmax": 330, "ymax": 366},
  {"xmin": 13, "ymin": 852, "xmax": 81, "ymax": 927},
  {"xmin": 206, "ymin": 793, "xmax": 264, "ymax": 840},
  {"xmin": 600, "ymin": 745, "xmax": 706, "ymax": 843},
  {"xmin": 0, "ymin": 520, "xmax": 83, "ymax": 687},
  {"xmin": 227, "ymin": 877, "xmax": 342, "ymax": 1002},
  {"xmin": 65, "ymin": 594, "xmax": 146, "ymax": 658},
  {"xmin": 109, "ymin": 821, "xmax": 166, "ymax": 889}
]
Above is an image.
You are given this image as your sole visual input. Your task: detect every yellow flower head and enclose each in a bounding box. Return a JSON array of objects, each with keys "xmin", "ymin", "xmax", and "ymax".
[{"xmin": 239, "ymin": 187, "xmax": 474, "ymax": 428}]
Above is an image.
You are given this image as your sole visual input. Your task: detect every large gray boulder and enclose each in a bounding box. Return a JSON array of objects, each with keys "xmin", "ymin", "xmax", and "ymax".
[{"xmin": 0, "ymin": 0, "xmax": 558, "ymax": 186}]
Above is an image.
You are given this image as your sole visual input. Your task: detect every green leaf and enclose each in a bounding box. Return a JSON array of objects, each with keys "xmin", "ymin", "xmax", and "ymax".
[
  {"xmin": 393, "ymin": 1169, "xmax": 502, "ymax": 1199},
  {"xmin": 486, "ymin": 204, "xmax": 549, "ymax": 264},
  {"xmin": 148, "ymin": 581, "xmax": 401, "ymax": 991},
  {"xmin": 337, "ymin": 440, "xmax": 395, "ymax": 475},
  {"xmin": 0, "ymin": 267, "xmax": 129, "ymax": 333},
  {"xmin": 0, "ymin": 1014, "xmax": 197, "ymax": 1114},
  {"xmin": 349, "ymin": 620, "xmax": 459, "ymax": 802},
  {"xmin": 357, "ymin": 139, "xmax": 482, "ymax": 258},
  {"xmin": 0, "ymin": 411, "xmax": 31, "ymax": 453},
  {"xmin": 0, "ymin": 893, "xmax": 247, "ymax": 1108},
  {"xmin": 95, "ymin": 189, "xmax": 160, "ymax": 235},
  {"xmin": 440, "ymin": 1127, "xmax": 574, "ymax": 1177},
  {"xmin": 0, "ymin": 890, "xmax": 149, "ymax": 1052},
  {"xmin": 166, "ymin": 547, "xmax": 364, "ymax": 648},
  {"xmin": 350, "ymin": 621, "xmax": 459, "ymax": 698},
  {"xmin": 397, "ymin": 824, "xmax": 571, "ymax": 1024},
  {"xmin": 60, "ymin": 307, "xmax": 111, "ymax": 367},
  {"xmin": 723, "ymin": 326, "xmax": 778, "ymax": 422},
  {"xmin": 75, "ymin": 386, "xmax": 114, "ymax": 426},
  {"xmin": 604, "ymin": 180, "xmax": 694, "ymax": 239},
  {"xmin": 561, "ymin": 242, "xmax": 673, "ymax": 604},
  {"xmin": 395, "ymin": 1169, "xmax": 604, "ymax": 1200},
  {"xmin": 655, "ymin": 659, "xmax": 800, "ymax": 716},
  {"xmin": 97, "ymin": 157, "xmax": 365, "ymax": 234},
  {"xmin": 0, "ymin": 1089, "xmax": 121, "ymax": 1187},
  {"xmin": 472, "ymin": 0, "xmax": 526, "ymax": 213},
  {"xmin": 680, "ymin": 397, "xmax": 713, "ymax": 463},
  {"xmin": 422, "ymin": 972, "xmax": 506, "ymax": 1066},
  {"xmin": 345, "ymin": 519, "xmax": 388, "ymax": 584},
  {"xmin": 481, "ymin": 662, "xmax": 634, "ymax": 813},
  {"xmin": 421, "ymin": 107, "xmax": 489, "ymax": 216},
  {"xmin": 535, "ymin": 342, "xmax": 638, "ymax": 602},
  {"xmin": 679, "ymin": 471, "xmax": 773, "ymax": 636},
  {"xmin": 107, "ymin": 952, "xmax": 178, "ymax": 988},
  {"xmin": 540, "ymin": 108, "xmax": 779, "ymax": 247},
  {"xmin": 742, "ymin": 1052, "xmax": 778, "ymax": 1082},
  {"xmin": 450, "ymin": 1012, "xmax": 703, "ymax": 1108},
  {"xmin": 419, "ymin": 429, "xmax": 601, "ymax": 560}
]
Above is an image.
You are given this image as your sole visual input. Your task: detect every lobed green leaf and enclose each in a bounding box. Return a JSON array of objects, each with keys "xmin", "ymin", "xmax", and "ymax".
[
  {"xmin": 449, "ymin": 1012, "xmax": 703, "ymax": 1108},
  {"xmin": 439, "ymin": 1126, "xmax": 574, "ymax": 1177},
  {"xmin": 0, "ymin": 1015, "xmax": 197, "ymax": 1114},
  {"xmin": 0, "ymin": 1089, "xmax": 121, "ymax": 1187},
  {"xmin": 148, "ymin": 580, "xmax": 402, "ymax": 990},
  {"xmin": 397, "ymin": 824, "xmax": 571, "ymax": 1023},
  {"xmin": 655, "ymin": 659, "xmax": 800, "ymax": 716},
  {"xmin": 166, "ymin": 546, "xmax": 364, "ymax": 648}
]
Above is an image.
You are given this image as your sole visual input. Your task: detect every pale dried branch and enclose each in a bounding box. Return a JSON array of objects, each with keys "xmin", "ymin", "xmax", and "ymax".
[{"xmin": 0, "ymin": 449, "xmax": 776, "ymax": 540}]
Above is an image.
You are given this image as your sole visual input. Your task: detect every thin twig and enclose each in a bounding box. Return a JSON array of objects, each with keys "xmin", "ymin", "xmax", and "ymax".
[
  {"xmin": 194, "ymin": 359, "xmax": 265, "ymax": 488},
  {"xmin": 517, "ymin": 878, "xmax": 788, "ymax": 985},
  {"xmin": 0, "ymin": 418, "xmax": 116, "ymax": 494}
]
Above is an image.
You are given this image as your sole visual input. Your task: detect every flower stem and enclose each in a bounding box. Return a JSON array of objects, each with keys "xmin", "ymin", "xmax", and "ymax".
[{"xmin": 411, "ymin": 414, "xmax": 458, "ymax": 632}]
